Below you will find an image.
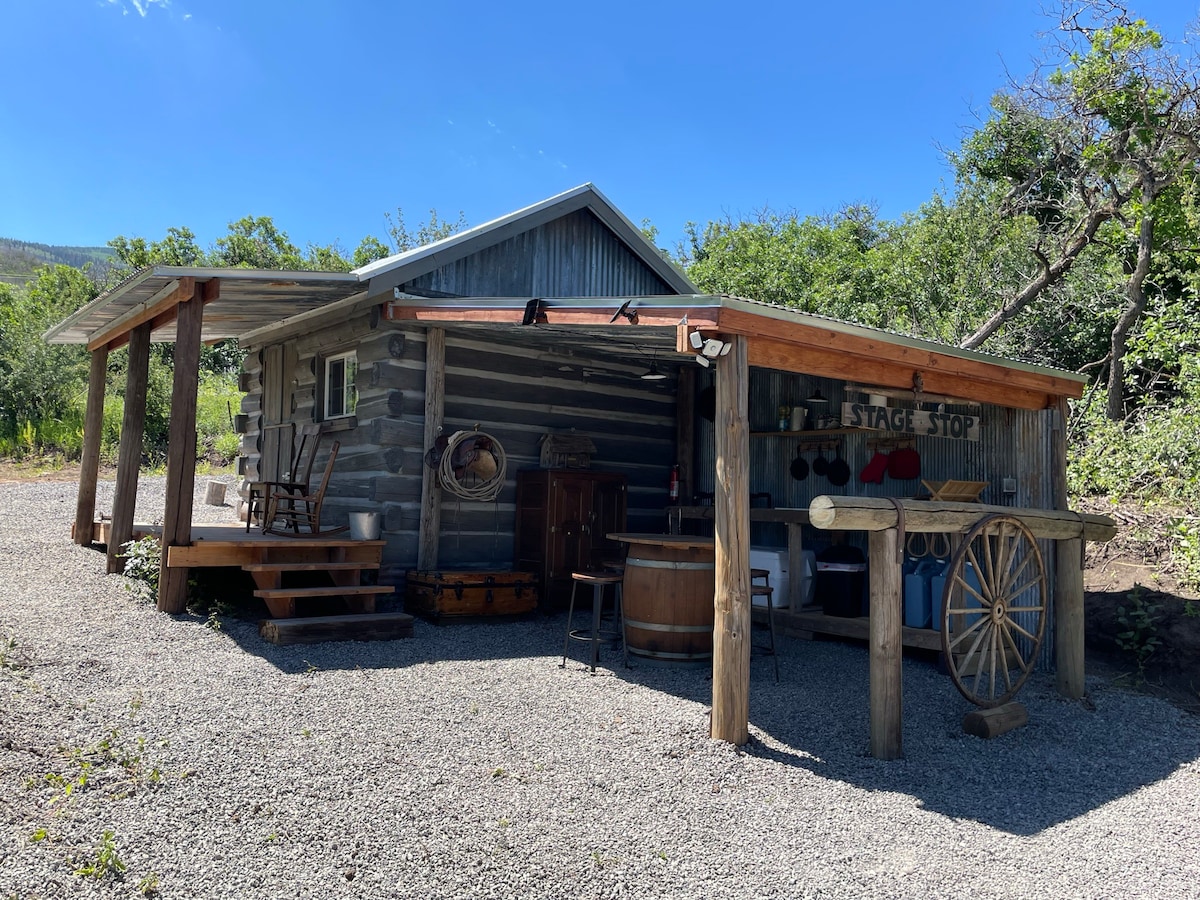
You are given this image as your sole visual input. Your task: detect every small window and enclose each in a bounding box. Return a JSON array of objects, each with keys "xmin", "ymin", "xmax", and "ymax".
[{"xmin": 323, "ymin": 350, "xmax": 358, "ymax": 420}]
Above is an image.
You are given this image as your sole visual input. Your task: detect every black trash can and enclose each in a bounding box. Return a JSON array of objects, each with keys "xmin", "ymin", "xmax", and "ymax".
[{"xmin": 815, "ymin": 545, "xmax": 867, "ymax": 618}]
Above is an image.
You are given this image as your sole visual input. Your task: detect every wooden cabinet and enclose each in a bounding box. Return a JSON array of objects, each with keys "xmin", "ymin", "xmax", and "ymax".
[{"xmin": 515, "ymin": 469, "xmax": 628, "ymax": 606}]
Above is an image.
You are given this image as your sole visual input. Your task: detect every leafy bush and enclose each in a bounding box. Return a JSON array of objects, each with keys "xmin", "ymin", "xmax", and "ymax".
[{"xmin": 120, "ymin": 537, "xmax": 162, "ymax": 601}]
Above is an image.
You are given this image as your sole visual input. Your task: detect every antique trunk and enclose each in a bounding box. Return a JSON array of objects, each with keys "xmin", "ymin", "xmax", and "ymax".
[{"xmin": 404, "ymin": 570, "xmax": 539, "ymax": 620}]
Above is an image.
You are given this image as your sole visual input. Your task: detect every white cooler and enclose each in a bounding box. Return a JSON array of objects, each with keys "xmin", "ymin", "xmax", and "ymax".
[{"xmin": 749, "ymin": 548, "xmax": 816, "ymax": 610}]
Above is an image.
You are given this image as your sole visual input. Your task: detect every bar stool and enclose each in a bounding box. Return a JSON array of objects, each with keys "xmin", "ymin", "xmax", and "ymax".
[
  {"xmin": 560, "ymin": 571, "xmax": 626, "ymax": 674},
  {"xmin": 751, "ymin": 571, "xmax": 780, "ymax": 683}
]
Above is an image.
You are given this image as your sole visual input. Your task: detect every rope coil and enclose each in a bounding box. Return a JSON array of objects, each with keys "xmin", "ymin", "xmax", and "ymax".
[{"xmin": 437, "ymin": 430, "xmax": 507, "ymax": 502}]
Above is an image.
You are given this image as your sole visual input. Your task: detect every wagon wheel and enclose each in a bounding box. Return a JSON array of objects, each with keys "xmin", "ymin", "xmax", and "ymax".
[{"xmin": 940, "ymin": 514, "xmax": 1046, "ymax": 708}]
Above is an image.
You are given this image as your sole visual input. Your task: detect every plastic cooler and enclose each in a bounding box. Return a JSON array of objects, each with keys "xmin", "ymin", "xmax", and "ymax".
[
  {"xmin": 815, "ymin": 546, "xmax": 867, "ymax": 618},
  {"xmin": 749, "ymin": 548, "xmax": 817, "ymax": 610}
]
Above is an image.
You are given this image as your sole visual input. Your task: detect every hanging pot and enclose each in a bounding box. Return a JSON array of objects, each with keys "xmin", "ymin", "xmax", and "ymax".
[
  {"xmin": 812, "ymin": 447, "xmax": 829, "ymax": 477},
  {"xmin": 789, "ymin": 445, "xmax": 809, "ymax": 481}
]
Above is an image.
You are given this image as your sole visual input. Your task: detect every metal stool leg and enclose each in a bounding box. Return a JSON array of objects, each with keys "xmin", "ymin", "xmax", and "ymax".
[
  {"xmin": 561, "ymin": 578, "xmax": 579, "ymax": 668},
  {"xmin": 617, "ymin": 583, "xmax": 628, "ymax": 668},
  {"xmin": 589, "ymin": 582, "xmax": 604, "ymax": 674}
]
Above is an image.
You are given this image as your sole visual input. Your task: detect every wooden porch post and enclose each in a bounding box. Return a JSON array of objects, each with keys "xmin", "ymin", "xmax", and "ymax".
[
  {"xmin": 711, "ymin": 335, "xmax": 750, "ymax": 745},
  {"xmin": 157, "ymin": 281, "xmax": 207, "ymax": 613},
  {"xmin": 868, "ymin": 528, "xmax": 903, "ymax": 759},
  {"xmin": 106, "ymin": 322, "xmax": 151, "ymax": 574},
  {"xmin": 1052, "ymin": 396, "xmax": 1086, "ymax": 698},
  {"xmin": 74, "ymin": 346, "xmax": 109, "ymax": 545},
  {"xmin": 417, "ymin": 327, "xmax": 446, "ymax": 571}
]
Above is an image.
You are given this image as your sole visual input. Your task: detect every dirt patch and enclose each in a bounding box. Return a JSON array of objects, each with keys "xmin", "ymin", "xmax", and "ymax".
[{"xmin": 0, "ymin": 457, "xmax": 88, "ymax": 483}]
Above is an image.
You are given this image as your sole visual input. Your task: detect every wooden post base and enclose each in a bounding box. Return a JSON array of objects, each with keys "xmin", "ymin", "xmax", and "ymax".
[{"xmin": 962, "ymin": 702, "xmax": 1028, "ymax": 739}]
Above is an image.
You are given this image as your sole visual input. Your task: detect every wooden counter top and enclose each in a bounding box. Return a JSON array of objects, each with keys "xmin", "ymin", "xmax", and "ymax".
[
  {"xmin": 606, "ymin": 533, "xmax": 715, "ymax": 550},
  {"xmin": 667, "ymin": 506, "xmax": 811, "ymax": 525}
]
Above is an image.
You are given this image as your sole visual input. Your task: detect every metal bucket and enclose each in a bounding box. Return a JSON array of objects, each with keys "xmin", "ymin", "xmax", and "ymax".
[
  {"xmin": 348, "ymin": 511, "xmax": 381, "ymax": 541},
  {"xmin": 622, "ymin": 544, "xmax": 714, "ymax": 665}
]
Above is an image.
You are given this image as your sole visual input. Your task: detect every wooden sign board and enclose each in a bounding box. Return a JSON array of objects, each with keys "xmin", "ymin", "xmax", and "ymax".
[{"xmin": 841, "ymin": 402, "xmax": 980, "ymax": 441}]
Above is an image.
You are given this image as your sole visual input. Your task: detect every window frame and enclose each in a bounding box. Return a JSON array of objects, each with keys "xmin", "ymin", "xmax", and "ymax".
[{"xmin": 321, "ymin": 349, "xmax": 358, "ymax": 421}]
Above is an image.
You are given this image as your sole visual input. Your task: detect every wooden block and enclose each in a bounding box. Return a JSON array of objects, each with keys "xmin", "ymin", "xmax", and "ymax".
[
  {"xmin": 259, "ymin": 612, "xmax": 415, "ymax": 645},
  {"xmin": 962, "ymin": 702, "xmax": 1028, "ymax": 739}
]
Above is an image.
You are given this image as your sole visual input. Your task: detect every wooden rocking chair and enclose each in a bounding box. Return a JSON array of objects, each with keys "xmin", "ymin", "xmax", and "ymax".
[
  {"xmin": 263, "ymin": 441, "xmax": 347, "ymax": 537},
  {"xmin": 247, "ymin": 423, "xmax": 323, "ymax": 532}
]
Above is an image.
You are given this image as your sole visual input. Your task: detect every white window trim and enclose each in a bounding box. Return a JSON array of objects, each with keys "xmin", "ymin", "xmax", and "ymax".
[{"xmin": 323, "ymin": 350, "xmax": 358, "ymax": 420}]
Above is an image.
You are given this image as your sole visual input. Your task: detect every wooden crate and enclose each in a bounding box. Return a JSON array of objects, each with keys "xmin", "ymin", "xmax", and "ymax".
[{"xmin": 405, "ymin": 570, "xmax": 539, "ymax": 620}]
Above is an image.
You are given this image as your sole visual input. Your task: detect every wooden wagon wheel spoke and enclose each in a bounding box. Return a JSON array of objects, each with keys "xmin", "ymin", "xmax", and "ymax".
[
  {"xmin": 946, "ymin": 615, "xmax": 987, "ymax": 651},
  {"xmin": 997, "ymin": 546, "xmax": 1036, "ymax": 600},
  {"xmin": 1006, "ymin": 618, "xmax": 1039, "ymax": 644},
  {"xmin": 1000, "ymin": 622, "xmax": 1032, "ymax": 675},
  {"xmin": 940, "ymin": 514, "xmax": 1046, "ymax": 708},
  {"xmin": 951, "ymin": 572, "xmax": 989, "ymax": 607}
]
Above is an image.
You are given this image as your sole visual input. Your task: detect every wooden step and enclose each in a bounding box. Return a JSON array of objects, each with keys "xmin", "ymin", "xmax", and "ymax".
[
  {"xmin": 243, "ymin": 562, "xmax": 374, "ymax": 573},
  {"xmin": 253, "ymin": 585, "xmax": 394, "ymax": 619},
  {"xmin": 259, "ymin": 612, "xmax": 415, "ymax": 646}
]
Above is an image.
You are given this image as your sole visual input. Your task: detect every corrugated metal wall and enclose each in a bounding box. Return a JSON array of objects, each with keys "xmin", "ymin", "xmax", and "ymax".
[{"xmin": 694, "ymin": 367, "xmax": 1060, "ymax": 670}]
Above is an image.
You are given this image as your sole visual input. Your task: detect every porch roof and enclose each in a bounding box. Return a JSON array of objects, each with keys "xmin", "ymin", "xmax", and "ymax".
[{"xmin": 42, "ymin": 266, "xmax": 364, "ymax": 350}]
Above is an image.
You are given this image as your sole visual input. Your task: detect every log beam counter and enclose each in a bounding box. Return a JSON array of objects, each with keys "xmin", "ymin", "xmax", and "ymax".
[{"xmin": 607, "ymin": 534, "xmax": 716, "ymax": 665}]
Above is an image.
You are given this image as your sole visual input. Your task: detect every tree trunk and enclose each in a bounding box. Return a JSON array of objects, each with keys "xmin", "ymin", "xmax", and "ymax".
[
  {"xmin": 960, "ymin": 204, "xmax": 1116, "ymax": 350},
  {"xmin": 1106, "ymin": 177, "xmax": 1156, "ymax": 422}
]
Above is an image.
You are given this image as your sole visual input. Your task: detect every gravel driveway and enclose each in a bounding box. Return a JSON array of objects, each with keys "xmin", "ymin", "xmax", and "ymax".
[{"xmin": 2, "ymin": 477, "xmax": 1199, "ymax": 899}]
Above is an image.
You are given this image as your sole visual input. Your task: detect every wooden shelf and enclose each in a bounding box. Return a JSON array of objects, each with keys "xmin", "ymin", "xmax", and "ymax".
[{"xmin": 750, "ymin": 428, "xmax": 874, "ymax": 438}]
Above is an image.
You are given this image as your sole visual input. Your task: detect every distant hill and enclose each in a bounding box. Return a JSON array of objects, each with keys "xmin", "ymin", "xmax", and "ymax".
[{"xmin": 0, "ymin": 238, "xmax": 116, "ymax": 285}]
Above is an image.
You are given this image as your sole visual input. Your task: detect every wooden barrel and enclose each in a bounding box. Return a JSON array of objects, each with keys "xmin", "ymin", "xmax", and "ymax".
[{"xmin": 622, "ymin": 542, "xmax": 714, "ymax": 664}]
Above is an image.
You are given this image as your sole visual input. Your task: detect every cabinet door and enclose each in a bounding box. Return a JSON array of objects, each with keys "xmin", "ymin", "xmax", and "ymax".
[
  {"xmin": 548, "ymin": 475, "xmax": 590, "ymax": 580},
  {"xmin": 586, "ymin": 477, "xmax": 627, "ymax": 568}
]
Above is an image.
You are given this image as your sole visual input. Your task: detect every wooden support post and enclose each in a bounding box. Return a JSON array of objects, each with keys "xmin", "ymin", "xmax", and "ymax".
[
  {"xmin": 158, "ymin": 282, "xmax": 207, "ymax": 612},
  {"xmin": 1056, "ymin": 537, "xmax": 1086, "ymax": 699},
  {"xmin": 74, "ymin": 346, "xmax": 109, "ymax": 545},
  {"xmin": 1050, "ymin": 396, "xmax": 1086, "ymax": 699},
  {"xmin": 676, "ymin": 366, "xmax": 696, "ymax": 503},
  {"xmin": 106, "ymin": 323, "xmax": 151, "ymax": 574},
  {"xmin": 786, "ymin": 523, "xmax": 805, "ymax": 609},
  {"xmin": 417, "ymin": 327, "xmax": 445, "ymax": 571},
  {"xmin": 868, "ymin": 528, "xmax": 903, "ymax": 760},
  {"xmin": 711, "ymin": 335, "xmax": 750, "ymax": 746}
]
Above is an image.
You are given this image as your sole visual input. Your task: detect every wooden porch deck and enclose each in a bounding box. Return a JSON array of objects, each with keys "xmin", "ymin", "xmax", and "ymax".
[{"xmin": 90, "ymin": 520, "xmax": 412, "ymax": 645}]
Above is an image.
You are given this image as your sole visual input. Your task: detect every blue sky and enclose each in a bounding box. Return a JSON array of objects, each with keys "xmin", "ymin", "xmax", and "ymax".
[{"xmin": 2, "ymin": 0, "xmax": 1198, "ymax": 257}]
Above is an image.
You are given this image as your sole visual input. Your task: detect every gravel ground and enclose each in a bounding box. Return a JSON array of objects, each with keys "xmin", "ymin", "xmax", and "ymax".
[{"xmin": 2, "ymin": 477, "xmax": 1199, "ymax": 899}]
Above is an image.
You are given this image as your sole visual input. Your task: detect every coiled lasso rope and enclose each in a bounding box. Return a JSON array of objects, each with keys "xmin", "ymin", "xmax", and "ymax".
[{"xmin": 437, "ymin": 430, "xmax": 507, "ymax": 502}]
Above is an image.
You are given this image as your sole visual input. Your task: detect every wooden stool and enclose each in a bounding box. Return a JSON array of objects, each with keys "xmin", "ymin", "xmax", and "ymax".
[
  {"xmin": 751, "ymin": 577, "xmax": 780, "ymax": 683},
  {"xmin": 561, "ymin": 571, "xmax": 626, "ymax": 674}
]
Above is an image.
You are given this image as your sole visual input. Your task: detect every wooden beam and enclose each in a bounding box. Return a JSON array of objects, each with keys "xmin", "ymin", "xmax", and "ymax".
[
  {"xmin": 711, "ymin": 334, "xmax": 750, "ymax": 746},
  {"xmin": 106, "ymin": 322, "xmax": 151, "ymax": 574},
  {"xmin": 74, "ymin": 346, "xmax": 109, "ymax": 546},
  {"xmin": 417, "ymin": 327, "xmax": 446, "ymax": 570},
  {"xmin": 87, "ymin": 277, "xmax": 195, "ymax": 352},
  {"xmin": 868, "ymin": 528, "xmax": 903, "ymax": 760},
  {"xmin": 717, "ymin": 308, "xmax": 1086, "ymax": 401},
  {"xmin": 808, "ymin": 496, "xmax": 1116, "ymax": 542},
  {"xmin": 386, "ymin": 303, "xmax": 717, "ymax": 330},
  {"xmin": 749, "ymin": 335, "xmax": 1054, "ymax": 410},
  {"xmin": 157, "ymin": 282, "xmax": 206, "ymax": 612},
  {"xmin": 962, "ymin": 702, "xmax": 1029, "ymax": 738}
]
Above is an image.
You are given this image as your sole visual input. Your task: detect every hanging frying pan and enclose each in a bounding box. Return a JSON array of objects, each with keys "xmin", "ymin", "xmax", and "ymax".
[
  {"xmin": 789, "ymin": 444, "xmax": 809, "ymax": 481},
  {"xmin": 812, "ymin": 446, "xmax": 829, "ymax": 477},
  {"xmin": 827, "ymin": 443, "xmax": 851, "ymax": 487}
]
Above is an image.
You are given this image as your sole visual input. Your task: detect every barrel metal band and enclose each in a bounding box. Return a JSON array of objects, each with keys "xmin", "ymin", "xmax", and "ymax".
[
  {"xmin": 624, "ymin": 617, "xmax": 714, "ymax": 634},
  {"xmin": 626, "ymin": 558, "xmax": 715, "ymax": 571}
]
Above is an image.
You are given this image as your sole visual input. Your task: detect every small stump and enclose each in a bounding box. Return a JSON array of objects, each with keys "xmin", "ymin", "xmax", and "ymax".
[{"xmin": 962, "ymin": 701, "xmax": 1029, "ymax": 739}]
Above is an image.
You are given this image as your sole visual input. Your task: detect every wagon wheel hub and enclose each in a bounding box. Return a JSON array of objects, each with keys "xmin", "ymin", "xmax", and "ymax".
[{"xmin": 991, "ymin": 601, "xmax": 1006, "ymax": 622}]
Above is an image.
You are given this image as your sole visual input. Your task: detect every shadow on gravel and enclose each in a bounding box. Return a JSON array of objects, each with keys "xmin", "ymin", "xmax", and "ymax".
[{"xmin": 215, "ymin": 609, "xmax": 1199, "ymax": 838}]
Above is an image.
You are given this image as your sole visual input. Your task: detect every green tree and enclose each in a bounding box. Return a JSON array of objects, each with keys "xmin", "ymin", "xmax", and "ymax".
[
  {"xmin": 954, "ymin": 2, "xmax": 1200, "ymax": 419},
  {"xmin": 0, "ymin": 266, "xmax": 96, "ymax": 450},
  {"xmin": 211, "ymin": 216, "xmax": 304, "ymax": 269}
]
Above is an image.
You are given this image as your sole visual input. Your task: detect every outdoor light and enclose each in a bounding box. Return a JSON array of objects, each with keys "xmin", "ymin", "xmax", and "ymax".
[
  {"xmin": 641, "ymin": 361, "xmax": 667, "ymax": 381},
  {"xmin": 806, "ymin": 388, "xmax": 829, "ymax": 404},
  {"xmin": 689, "ymin": 330, "xmax": 705, "ymax": 350},
  {"xmin": 694, "ymin": 354, "xmax": 711, "ymax": 368}
]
